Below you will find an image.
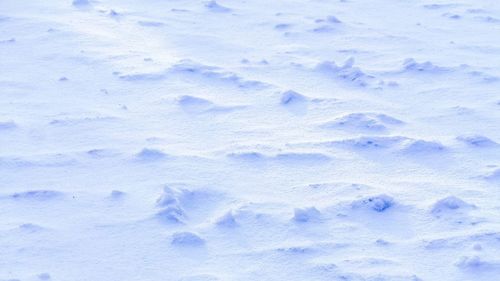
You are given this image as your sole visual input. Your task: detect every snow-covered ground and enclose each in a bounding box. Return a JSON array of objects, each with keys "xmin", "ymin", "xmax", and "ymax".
[{"xmin": 1, "ymin": 0, "xmax": 500, "ymax": 280}]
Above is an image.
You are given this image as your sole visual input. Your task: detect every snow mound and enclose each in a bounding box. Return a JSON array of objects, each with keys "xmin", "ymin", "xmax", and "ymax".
[
  {"xmin": 156, "ymin": 205, "xmax": 186, "ymax": 223},
  {"xmin": 107, "ymin": 9, "xmax": 119, "ymax": 17},
  {"xmin": 324, "ymin": 15, "xmax": 342, "ymax": 23},
  {"xmin": 280, "ymin": 90, "xmax": 309, "ymax": 114},
  {"xmin": 330, "ymin": 137, "xmax": 447, "ymax": 154},
  {"xmin": 136, "ymin": 148, "xmax": 168, "ymax": 161},
  {"xmin": 483, "ymin": 169, "xmax": 500, "ymax": 181},
  {"xmin": 401, "ymin": 139, "xmax": 446, "ymax": 153},
  {"xmin": 10, "ymin": 190, "xmax": 63, "ymax": 200},
  {"xmin": 171, "ymin": 231, "xmax": 205, "ymax": 246},
  {"xmin": 38, "ymin": 273, "xmax": 51, "ymax": 280},
  {"xmin": 156, "ymin": 186, "xmax": 187, "ymax": 223},
  {"xmin": 109, "ymin": 190, "xmax": 126, "ymax": 199},
  {"xmin": 274, "ymin": 23, "xmax": 291, "ymax": 30},
  {"xmin": 178, "ymin": 95, "xmax": 244, "ymax": 113},
  {"xmin": 293, "ymin": 207, "xmax": 321, "ymax": 222},
  {"xmin": 351, "ymin": 194, "xmax": 395, "ymax": 212},
  {"xmin": 178, "ymin": 95, "xmax": 214, "ymax": 112},
  {"xmin": 18, "ymin": 223, "xmax": 45, "ymax": 233},
  {"xmin": 171, "ymin": 60, "xmax": 265, "ymax": 88},
  {"xmin": 475, "ymin": 15, "xmax": 500, "ymax": 23},
  {"xmin": 457, "ymin": 135, "xmax": 498, "ymax": 147},
  {"xmin": 72, "ymin": 0, "xmax": 90, "ymax": 7},
  {"xmin": 331, "ymin": 137, "xmax": 445, "ymax": 154},
  {"xmin": 327, "ymin": 16, "xmax": 342, "ymax": 23},
  {"xmin": 330, "ymin": 136, "xmax": 408, "ymax": 150},
  {"xmin": 321, "ymin": 113, "xmax": 403, "ymax": 132},
  {"xmin": 423, "ymin": 4, "xmax": 458, "ymax": 10},
  {"xmin": 280, "ymin": 90, "xmax": 307, "ymax": 105},
  {"xmin": 275, "ymin": 244, "xmax": 318, "ymax": 255},
  {"xmin": 205, "ymin": 1, "xmax": 231, "ymax": 13},
  {"xmin": 215, "ymin": 211, "xmax": 238, "ymax": 227},
  {"xmin": 431, "ymin": 196, "xmax": 475, "ymax": 216},
  {"xmin": 0, "ymin": 121, "xmax": 17, "ymax": 130},
  {"xmin": 137, "ymin": 21, "xmax": 165, "ymax": 27},
  {"xmin": 402, "ymin": 58, "xmax": 450, "ymax": 73},
  {"xmin": 316, "ymin": 57, "xmax": 378, "ymax": 87},
  {"xmin": 0, "ymin": 38, "xmax": 15, "ymax": 44},
  {"xmin": 156, "ymin": 186, "xmax": 183, "ymax": 207},
  {"xmin": 226, "ymin": 151, "xmax": 265, "ymax": 161},
  {"xmin": 87, "ymin": 149, "xmax": 119, "ymax": 158},
  {"xmin": 156, "ymin": 186, "xmax": 223, "ymax": 223},
  {"xmin": 456, "ymin": 256, "xmax": 500, "ymax": 270},
  {"xmin": 311, "ymin": 25, "xmax": 336, "ymax": 33},
  {"xmin": 119, "ymin": 72, "xmax": 165, "ymax": 81}
]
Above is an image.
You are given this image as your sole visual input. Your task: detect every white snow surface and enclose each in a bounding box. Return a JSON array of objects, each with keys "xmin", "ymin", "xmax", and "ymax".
[{"xmin": 1, "ymin": 0, "xmax": 500, "ymax": 280}]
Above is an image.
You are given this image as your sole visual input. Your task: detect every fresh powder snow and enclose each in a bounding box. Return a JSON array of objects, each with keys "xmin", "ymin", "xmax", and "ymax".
[{"xmin": 0, "ymin": 0, "xmax": 499, "ymax": 280}]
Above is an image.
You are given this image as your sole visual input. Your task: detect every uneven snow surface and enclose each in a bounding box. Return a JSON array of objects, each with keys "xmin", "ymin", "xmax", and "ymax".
[{"xmin": 1, "ymin": 0, "xmax": 500, "ymax": 280}]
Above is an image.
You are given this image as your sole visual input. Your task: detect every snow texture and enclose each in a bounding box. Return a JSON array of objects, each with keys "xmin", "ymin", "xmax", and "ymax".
[{"xmin": 0, "ymin": 0, "xmax": 499, "ymax": 280}]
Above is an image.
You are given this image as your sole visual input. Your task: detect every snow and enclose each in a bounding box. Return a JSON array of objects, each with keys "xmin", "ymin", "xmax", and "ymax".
[{"xmin": 1, "ymin": 0, "xmax": 500, "ymax": 280}]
